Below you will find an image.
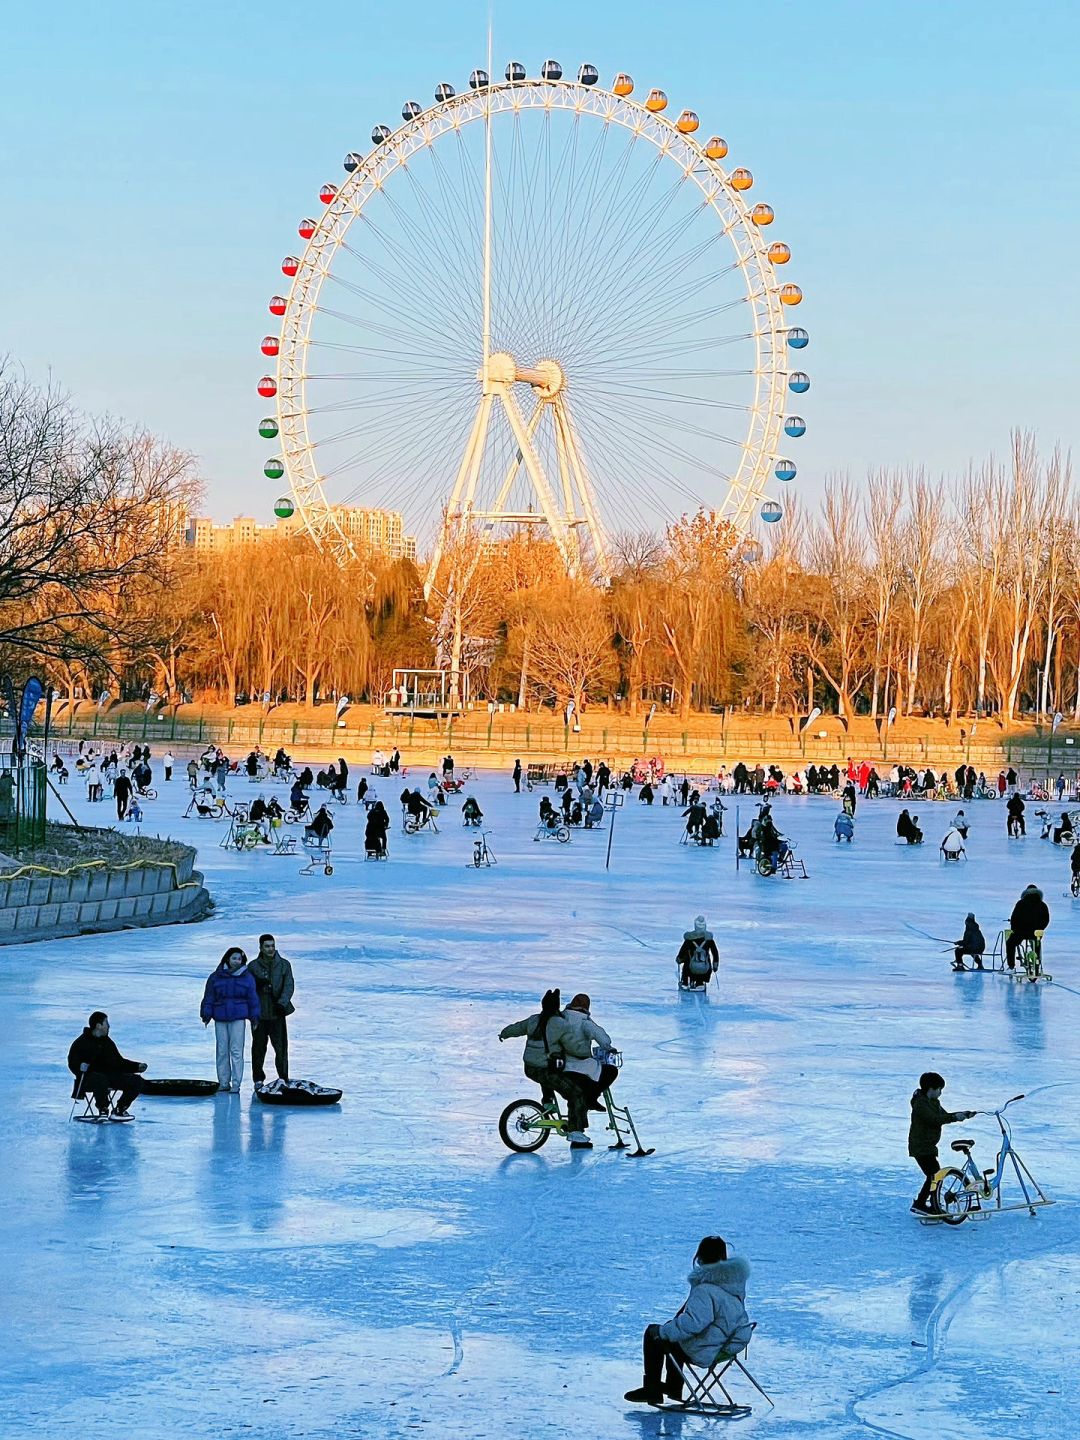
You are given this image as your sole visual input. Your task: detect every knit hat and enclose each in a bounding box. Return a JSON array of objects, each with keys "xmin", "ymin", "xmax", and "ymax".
[{"xmin": 694, "ymin": 915, "xmax": 707, "ymax": 931}]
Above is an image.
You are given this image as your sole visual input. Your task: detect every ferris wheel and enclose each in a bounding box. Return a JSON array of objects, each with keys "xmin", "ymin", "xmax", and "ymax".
[{"xmin": 256, "ymin": 61, "xmax": 809, "ymax": 587}]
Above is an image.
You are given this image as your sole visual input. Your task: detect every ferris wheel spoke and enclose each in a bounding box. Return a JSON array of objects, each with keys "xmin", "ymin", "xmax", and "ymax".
[
  {"xmin": 559, "ymin": 188, "xmax": 730, "ymax": 365},
  {"xmin": 362, "ymin": 157, "xmax": 483, "ymax": 328},
  {"xmin": 399, "ymin": 144, "xmax": 486, "ymax": 328},
  {"xmin": 308, "ymin": 338, "xmax": 463, "ymax": 368},
  {"xmin": 548, "ymin": 145, "xmax": 667, "ymax": 347},
  {"xmin": 324, "ymin": 258, "xmax": 469, "ymax": 357},
  {"xmin": 556, "ymin": 157, "xmax": 686, "ymax": 341},
  {"xmin": 313, "ymin": 304, "xmax": 467, "ymax": 363},
  {"xmin": 336, "ymin": 220, "xmax": 475, "ymax": 352},
  {"xmin": 344, "ymin": 407, "xmax": 479, "ymax": 520},
  {"xmin": 320, "ymin": 395, "xmax": 472, "ymax": 490},
  {"xmin": 574, "ymin": 243, "xmax": 740, "ymax": 355},
  {"xmin": 339, "ymin": 211, "xmax": 475, "ymax": 341},
  {"xmin": 346, "ymin": 213, "xmax": 477, "ymax": 352}
]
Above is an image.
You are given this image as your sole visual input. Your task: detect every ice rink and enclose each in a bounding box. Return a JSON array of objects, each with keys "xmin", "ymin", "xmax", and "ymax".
[{"xmin": 5, "ymin": 765, "xmax": 1079, "ymax": 1439}]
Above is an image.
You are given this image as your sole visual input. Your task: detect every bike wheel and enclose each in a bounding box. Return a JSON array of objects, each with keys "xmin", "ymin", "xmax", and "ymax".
[
  {"xmin": 555, "ymin": 826, "xmax": 570, "ymax": 843},
  {"xmin": 756, "ymin": 853, "xmax": 772, "ymax": 876},
  {"xmin": 498, "ymin": 1099, "xmax": 551, "ymax": 1153},
  {"xmin": 144, "ymin": 788, "xmax": 157, "ymax": 800},
  {"xmin": 325, "ymin": 864, "xmax": 333, "ymax": 875},
  {"xmin": 933, "ymin": 1168, "xmax": 975, "ymax": 1223}
]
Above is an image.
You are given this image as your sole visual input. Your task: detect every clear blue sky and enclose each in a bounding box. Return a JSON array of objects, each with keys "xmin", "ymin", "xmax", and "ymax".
[{"xmin": 2, "ymin": 0, "xmax": 1077, "ymax": 521}]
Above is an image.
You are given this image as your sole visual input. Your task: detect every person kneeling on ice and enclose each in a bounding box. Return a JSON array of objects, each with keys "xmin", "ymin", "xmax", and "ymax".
[
  {"xmin": 908, "ymin": 1072, "xmax": 975, "ymax": 1215},
  {"xmin": 624, "ymin": 1236, "xmax": 752, "ymax": 1406},
  {"xmin": 498, "ymin": 988, "xmax": 561, "ymax": 1104},
  {"xmin": 676, "ymin": 917, "xmax": 719, "ymax": 988},
  {"xmin": 546, "ymin": 993, "xmax": 616, "ymax": 1150},
  {"xmin": 897, "ymin": 809, "xmax": 923, "ymax": 845},
  {"xmin": 833, "ymin": 812, "xmax": 854, "ymax": 843},
  {"xmin": 952, "ymin": 913, "xmax": 986, "ymax": 970},
  {"xmin": 462, "ymin": 795, "xmax": 483, "ymax": 826},
  {"xmin": 940, "ymin": 825, "xmax": 965, "ymax": 861}
]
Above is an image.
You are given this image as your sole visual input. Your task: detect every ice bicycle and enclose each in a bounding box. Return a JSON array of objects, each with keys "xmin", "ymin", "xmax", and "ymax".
[
  {"xmin": 754, "ymin": 839, "xmax": 808, "ymax": 879},
  {"xmin": 499, "ymin": 1055, "xmax": 653, "ymax": 1158},
  {"xmin": 467, "ymin": 831, "xmax": 496, "ymax": 868},
  {"xmin": 923, "ymin": 1094, "xmax": 1053, "ymax": 1224},
  {"xmin": 995, "ymin": 928, "xmax": 1051, "ymax": 984}
]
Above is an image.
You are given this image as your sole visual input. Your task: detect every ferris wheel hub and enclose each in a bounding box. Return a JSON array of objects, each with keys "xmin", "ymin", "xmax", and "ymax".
[{"xmin": 485, "ymin": 352, "xmax": 565, "ymax": 400}]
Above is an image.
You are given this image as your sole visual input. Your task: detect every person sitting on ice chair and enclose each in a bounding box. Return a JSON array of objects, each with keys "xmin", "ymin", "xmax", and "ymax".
[
  {"xmin": 952, "ymin": 913, "xmax": 986, "ymax": 971},
  {"xmin": 625, "ymin": 1235, "xmax": 752, "ymax": 1406},
  {"xmin": 676, "ymin": 917, "xmax": 719, "ymax": 988},
  {"xmin": 462, "ymin": 795, "xmax": 483, "ymax": 827},
  {"xmin": 939, "ymin": 826, "xmax": 966, "ymax": 862},
  {"xmin": 67, "ymin": 1012, "xmax": 148, "ymax": 1120}
]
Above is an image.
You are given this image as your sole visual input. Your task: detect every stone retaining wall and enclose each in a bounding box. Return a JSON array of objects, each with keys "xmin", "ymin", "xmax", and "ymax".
[{"xmin": 0, "ymin": 854, "xmax": 211, "ymax": 945}]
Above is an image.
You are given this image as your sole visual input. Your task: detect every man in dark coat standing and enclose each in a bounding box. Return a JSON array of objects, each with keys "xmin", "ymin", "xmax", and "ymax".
[
  {"xmin": 68, "ymin": 1012, "xmax": 147, "ymax": 1119},
  {"xmin": 249, "ymin": 934, "xmax": 295, "ymax": 1083},
  {"xmin": 113, "ymin": 770, "xmax": 132, "ymax": 821}
]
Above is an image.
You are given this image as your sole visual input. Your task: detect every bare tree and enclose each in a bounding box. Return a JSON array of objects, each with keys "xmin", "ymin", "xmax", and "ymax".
[
  {"xmin": 0, "ymin": 364, "xmax": 201, "ymax": 669},
  {"xmin": 863, "ymin": 472, "xmax": 904, "ymax": 718}
]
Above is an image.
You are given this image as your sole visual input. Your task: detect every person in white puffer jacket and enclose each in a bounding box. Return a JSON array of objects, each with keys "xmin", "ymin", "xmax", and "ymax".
[
  {"xmin": 545, "ymin": 993, "xmax": 616, "ymax": 1150},
  {"xmin": 625, "ymin": 1236, "xmax": 753, "ymax": 1406}
]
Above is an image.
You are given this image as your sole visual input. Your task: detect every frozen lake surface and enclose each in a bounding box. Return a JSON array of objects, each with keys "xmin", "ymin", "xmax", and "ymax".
[{"xmin": 5, "ymin": 770, "xmax": 1079, "ymax": 1438}]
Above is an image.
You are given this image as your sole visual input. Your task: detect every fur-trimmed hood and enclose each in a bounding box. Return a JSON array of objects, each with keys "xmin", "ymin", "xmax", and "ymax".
[{"xmin": 686, "ymin": 1256, "xmax": 749, "ymax": 1291}]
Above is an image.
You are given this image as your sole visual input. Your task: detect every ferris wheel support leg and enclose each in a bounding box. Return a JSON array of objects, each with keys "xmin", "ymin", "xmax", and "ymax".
[
  {"xmin": 552, "ymin": 403, "xmax": 581, "ymax": 573},
  {"xmin": 488, "ymin": 396, "xmax": 544, "ymax": 520},
  {"xmin": 426, "ymin": 393, "xmax": 493, "ymax": 598},
  {"xmin": 555, "ymin": 398, "xmax": 610, "ymax": 581},
  {"xmin": 501, "ymin": 388, "xmax": 574, "ymax": 569}
]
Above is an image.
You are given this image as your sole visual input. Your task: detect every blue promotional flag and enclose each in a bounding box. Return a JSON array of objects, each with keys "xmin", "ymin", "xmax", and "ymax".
[{"xmin": 18, "ymin": 678, "xmax": 43, "ymax": 746}]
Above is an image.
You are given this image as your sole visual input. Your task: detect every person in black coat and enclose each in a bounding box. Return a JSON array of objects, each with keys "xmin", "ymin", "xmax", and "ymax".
[
  {"xmin": 908, "ymin": 1071, "xmax": 975, "ymax": 1213},
  {"xmin": 365, "ymin": 801, "xmax": 389, "ymax": 855},
  {"xmin": 896, "ymin": 809, "xmax": 923, "ymax": 844},
  {"xmin": 1006, "ymin": 885, "xmax": 1049, "ymax": 969},
  {"xmin": 512, "ymin": 758, "xmax": 522, "ymax": 792},
  {"xmin": 113, "ymin": 772, "xmax": 132, "ymax": 821},
  {"xmin": 1007, "ymin": 792, "xmax": 1026, "ymax": 837},
  {"xmin": 67, "ymin": 1012, "xmax": 147, "ymax": 1119},
  {"xmin": 307, "ymin": 805, "xmax": 334, "ymax": 842}
]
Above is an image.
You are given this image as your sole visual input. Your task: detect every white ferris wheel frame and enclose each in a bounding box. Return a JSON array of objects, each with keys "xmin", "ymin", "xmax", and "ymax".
[{"xmin": 272, "ymin": 77, "xmax": 793, "ymax": 570}]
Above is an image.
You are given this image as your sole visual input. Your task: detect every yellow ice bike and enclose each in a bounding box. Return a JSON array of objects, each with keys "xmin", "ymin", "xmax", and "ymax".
[{"xmin": 499, "ymin": 1055, "xmax": 653, "ymax": 1157}]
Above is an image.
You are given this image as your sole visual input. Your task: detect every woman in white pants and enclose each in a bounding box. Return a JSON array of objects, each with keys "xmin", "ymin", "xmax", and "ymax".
[{"xmin": 200, "ymin": 948, "xmax": 260, "ymax": 1092}]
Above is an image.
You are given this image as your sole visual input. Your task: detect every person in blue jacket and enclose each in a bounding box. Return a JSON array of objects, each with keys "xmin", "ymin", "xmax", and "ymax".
[{"xmin": 200, "ymin": 947, "xmax": 260, "ymax": 1092}]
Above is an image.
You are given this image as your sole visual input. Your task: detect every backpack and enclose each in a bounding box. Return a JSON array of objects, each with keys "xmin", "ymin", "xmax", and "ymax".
[{"xmin": 687, "ymin": 940, "xmax": 712, "ymax": 978}]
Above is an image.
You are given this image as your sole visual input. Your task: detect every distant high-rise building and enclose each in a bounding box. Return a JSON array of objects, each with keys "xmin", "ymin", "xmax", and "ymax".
[{"xmin": 185, "ymin": 504, "xmax": 417, "ymax": 561}]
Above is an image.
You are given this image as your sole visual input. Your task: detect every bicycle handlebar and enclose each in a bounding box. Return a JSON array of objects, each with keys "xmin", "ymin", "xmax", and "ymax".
[{"xmin": 979, "ymin": 1093, "xmax": 1025, "ymax": 1116}]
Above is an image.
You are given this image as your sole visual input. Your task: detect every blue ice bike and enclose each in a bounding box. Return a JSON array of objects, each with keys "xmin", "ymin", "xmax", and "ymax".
[{"xmin": 927, "ymin": 1094, "xmax": 1053, "ymax": 1224}]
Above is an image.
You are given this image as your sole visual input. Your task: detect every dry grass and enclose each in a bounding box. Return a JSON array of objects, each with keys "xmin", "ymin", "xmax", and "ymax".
[{"xmin": 0, "ymin": 823, "xmax": 192, "ymax": 876}]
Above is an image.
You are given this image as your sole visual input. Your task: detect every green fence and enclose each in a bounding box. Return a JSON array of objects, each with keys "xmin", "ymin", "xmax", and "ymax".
[{"xmin": 0, "ymin": 754, "xmax": 47, "ymax": 851}]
